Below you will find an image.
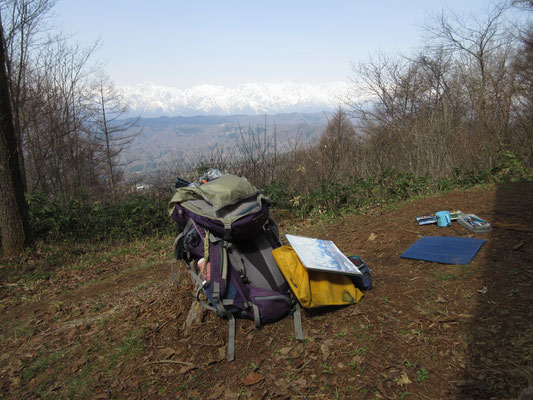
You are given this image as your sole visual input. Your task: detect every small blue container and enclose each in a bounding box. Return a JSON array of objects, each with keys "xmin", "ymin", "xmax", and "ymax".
[{"xmin": 435, "ymin": 211, "xmax": 451, "ymax": 227}]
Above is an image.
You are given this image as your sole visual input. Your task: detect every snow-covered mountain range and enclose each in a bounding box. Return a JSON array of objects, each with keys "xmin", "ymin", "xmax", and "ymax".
[{"xmin": 118, "ymin": 81, "xmax": 352, "ymax": 117}]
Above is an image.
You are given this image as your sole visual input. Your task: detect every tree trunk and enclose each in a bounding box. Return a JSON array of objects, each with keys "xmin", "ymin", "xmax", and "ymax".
[
  {"xmin": 100, "ymin": 88, "xmax": 115, "ymax": 196},
  {"xmin": 0, "ymin": 132, "xmax": 26, "ymax": 256},
  {"xmin": 0, "ymin": 19, "xmax": 31, "ymax": 256}
]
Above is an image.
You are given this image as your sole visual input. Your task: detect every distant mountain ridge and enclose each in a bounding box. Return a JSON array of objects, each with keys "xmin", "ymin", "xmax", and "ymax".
[
  {"xmin": 118, "ymin": 82, "xmax": 351, "ymax": 117},
  {"xmin": 123, "ymin": 112, "xmax": 330, "ymax": 174}
]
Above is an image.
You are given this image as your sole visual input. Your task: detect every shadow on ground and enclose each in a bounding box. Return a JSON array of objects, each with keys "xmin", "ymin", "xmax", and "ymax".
[{"xmin": 460, "ymin": 182, "xmax": 533, "ymax": 399}]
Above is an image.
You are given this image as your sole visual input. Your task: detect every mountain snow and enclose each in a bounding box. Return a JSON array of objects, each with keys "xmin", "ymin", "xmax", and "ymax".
[{"xmin": 118, "ymin": 81, "xmax": 353, "ymax": 117}]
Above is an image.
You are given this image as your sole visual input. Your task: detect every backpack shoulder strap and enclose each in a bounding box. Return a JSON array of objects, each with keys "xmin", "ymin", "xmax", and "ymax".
[{"xmin": 208, "ymin": 235, "xmax": 228, "ymax": 296}]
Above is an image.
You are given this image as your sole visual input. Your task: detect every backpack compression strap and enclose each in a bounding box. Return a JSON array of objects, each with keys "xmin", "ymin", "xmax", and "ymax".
[
  {"xmin": 206, "ymin": 236, "xmax": 240, "ymax": 361},
  {"xmin": 293, "ymin": 302, "xmax": 304, "ymax": 341}
]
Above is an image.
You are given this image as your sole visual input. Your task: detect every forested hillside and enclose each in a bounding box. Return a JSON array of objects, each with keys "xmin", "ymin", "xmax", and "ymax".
[{"xmin": 124, "ymin": 113, "xmax": 329, "ymax": 177}]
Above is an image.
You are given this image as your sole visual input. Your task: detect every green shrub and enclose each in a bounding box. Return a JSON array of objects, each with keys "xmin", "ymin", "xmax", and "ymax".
[
  {"xmin": 282, "ymin": 161, "xmax": 531, "ymax": 219},
  {"xmin": 263, "ymin": 180, "xmax": 294, "ymax": 209},
  {"xmin": 23, "ymin": 154, "xmax": 532, "ymax": 243},
  {"xmin": 491, "ymin": 151, "xmax": 532, "ymax": 182},
  {"xmin": 27, "ymin": 194, "xmax": 174, "ymax": 242},
  {"xmin": 452, "ymin": 167, "xmax": 492, "ymax": 187}
]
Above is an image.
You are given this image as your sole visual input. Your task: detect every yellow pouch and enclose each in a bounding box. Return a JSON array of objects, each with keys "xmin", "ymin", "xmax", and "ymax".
[{"xmin": 272, "ymin": 245, "xmax": 363, "ymax": 308}]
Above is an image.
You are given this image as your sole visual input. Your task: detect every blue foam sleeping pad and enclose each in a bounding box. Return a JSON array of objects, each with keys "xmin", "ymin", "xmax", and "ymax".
[{"xmin": 401, "ymin": 236, "xmax": 486, "ymax": 265}]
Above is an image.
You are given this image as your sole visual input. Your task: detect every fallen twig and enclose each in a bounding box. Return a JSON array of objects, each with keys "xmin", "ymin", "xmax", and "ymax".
[
  {"xmin": 44, "ymin": 380, "xmax": 67, "ymax": 396},
  {"xmin": 155, "ymin": 317, "xmax": 175, "ymax": 332},
  {"xmin": 289, "ymin": 382, "xmax": 309, "ymax": 400},
  {"xmin": 513, "ymin": 241, "xmax": 525, "ymax": 251},
  {"xmin": 143, "ymin": 360, "xmax": 194, "ymax": 367}
]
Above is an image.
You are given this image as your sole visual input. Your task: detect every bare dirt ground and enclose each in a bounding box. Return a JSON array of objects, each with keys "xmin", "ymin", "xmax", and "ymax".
[{"xmin": 1, "ymin": 182, "xmax": 532, "ymax": 399}]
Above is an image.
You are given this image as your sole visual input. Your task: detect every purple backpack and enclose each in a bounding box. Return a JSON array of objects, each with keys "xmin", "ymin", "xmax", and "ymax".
[{"xmin": 169, "ymin": 174, "xmax": 303, "ymax": 361}]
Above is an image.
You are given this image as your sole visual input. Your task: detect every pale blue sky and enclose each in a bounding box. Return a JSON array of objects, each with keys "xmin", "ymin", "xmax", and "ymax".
[{"xmin": 53, "ymin": 0, "xmax": 509, "ymax": 88}]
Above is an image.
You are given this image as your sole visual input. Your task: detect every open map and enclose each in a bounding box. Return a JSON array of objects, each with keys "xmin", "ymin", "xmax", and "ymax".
[{"xmin": 286, "ymin": 234, "xmax": 363, "ymax": 277}]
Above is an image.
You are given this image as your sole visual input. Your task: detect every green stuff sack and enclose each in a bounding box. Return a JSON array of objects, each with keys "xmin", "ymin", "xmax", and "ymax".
[{"xmin": 272, "ymin": 245, "xmax": 363, "ymax": 308}]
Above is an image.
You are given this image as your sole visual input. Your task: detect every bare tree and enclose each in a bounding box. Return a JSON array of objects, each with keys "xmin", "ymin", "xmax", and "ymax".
[
  {"xmin": 23, "ymin": 35, "xmax": 100, "ymax": 198},
  {"xmin": 91, "ymin": 74, "xmax": 139, "ymax": 199},
  {"xmin": 511, "ymin": 0, "xmax": 533, "ymax": 165},
  {"xmin": 316, "ymin": 108, "xmax": 358, "ymax": 181},
  {"xmin": 345, "ymin": 2, "xmax": 525, "ymax": 177},
  {"xmin": 424, "ymin": 2, "xmax": 516, "ymax": 157},
  {"xmin": 1, "ymin": 0, "xmax": 55, "ymax": 191},
  {"xmin": 348, "ymin": 53, "xmax": 432, "ymax": 174},
  {"xmin": 235, "ymin": 117, "xmax": 279, "ymax": 187}
]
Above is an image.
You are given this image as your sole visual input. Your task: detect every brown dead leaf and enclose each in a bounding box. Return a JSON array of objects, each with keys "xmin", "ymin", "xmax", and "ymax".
[
  {"xmin": 224, "ymin": 388, "xmax": 238, "ymax": 400},
  {"xmin": 205, "ymin": 347, "xmax": 226, "ymax": 365},
  {"xmin": 159, "ymin": 347, "xmax": 176, "ymax": 359},
  {"xmin": 224, "ymin": 388, "xmax": 239, "ymax": 400},
  {"xmin": 351, "ymin": 307, "xmax": 363, "ymax": 316},
  {"xmin": 65, "ymin": 329, "xmax": 77, "ymax": 341},
  {"xmin": 272, "ymin": 378, "xmax": 290, "ymax": 394},
  {"xmin": 294, "ymin": 377, "xmax": 307, "ymax": 388},
  {"xmin": 207, "ymin": 384, "xmax": 225, "ymax": 399},
  {"xmin": 179, "ymin": 365, "xmax": 196, "ymax": 374},
  {"xmin": 320, "ymin": 339, "xmax": 334, "ymax": 360},
  {"xmin": 396, "ymin": 372, "xmax": 412, "ymax": 386},
  {"xmin": 242, "ymin": 371, "xmax": 265, "ymax": 386},
  {"xmin": 147, "ymin": 322, "xmax": 159, "ymax": 331},
  {"xmin": 352, "ymin": 354, "xmax": 364, "ymax": 365},
  {"xmin": 10, "ymin": 377, "xmax": 20, "ymax": 388},
  {"xmin": 70, "ymin": 357, "xmax": 87, "ymax": 373}
]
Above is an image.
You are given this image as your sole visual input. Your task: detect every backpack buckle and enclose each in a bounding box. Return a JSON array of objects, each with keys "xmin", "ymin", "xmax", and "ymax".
[{"xmin": 223, "ymin": 228, "xmax": 232, "ymax": 241}]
